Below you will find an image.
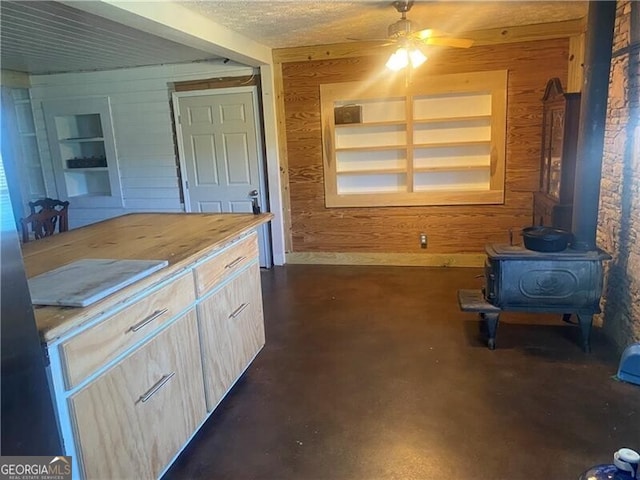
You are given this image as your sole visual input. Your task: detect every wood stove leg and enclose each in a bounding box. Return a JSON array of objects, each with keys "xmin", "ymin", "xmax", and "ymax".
[
  {"xmin": 483, "ymin": 312, "xmax": 500, "ymax": 350},
  {"xmin": 577, "ymin": 314, "xmax": 593, "ymax": 353}
]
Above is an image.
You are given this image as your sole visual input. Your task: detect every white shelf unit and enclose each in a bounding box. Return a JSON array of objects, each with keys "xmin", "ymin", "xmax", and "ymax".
[
  {"xmin": 320, "ymin": 70, "xmax": 507, "ymax": 207},
  {"xmin": 43, "ymin": 97, "xmax": 123, "ymax": 208}
]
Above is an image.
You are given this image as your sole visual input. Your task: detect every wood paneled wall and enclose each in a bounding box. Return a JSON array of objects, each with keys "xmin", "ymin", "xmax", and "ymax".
[{"xmin": 282, "ymin": 39, "xmax": 569, "ymax": 254}]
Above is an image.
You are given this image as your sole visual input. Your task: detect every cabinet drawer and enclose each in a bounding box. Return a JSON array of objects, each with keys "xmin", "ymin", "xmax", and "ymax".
[
  {"xmin": 197, "ymin": 263, "xmax": 265, "ymax": 411},
  {"xmin": 60, "ymin": 273, "xmax": 195, "ymax": 389},
  {"xmin": 194, "ymin": 233, "xmax": 258, "ymax": 297},
  {"xmin": 70, "ymin": 309, "xmax": 206, "ymax": 480}
]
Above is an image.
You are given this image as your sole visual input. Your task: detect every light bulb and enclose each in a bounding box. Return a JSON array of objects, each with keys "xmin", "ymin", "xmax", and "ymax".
[
  {"xmin": 386, "ymin": 48, "xmax": 409, "ymax": 71},
  {"xmin": 409, "ymin": 48, "xmax": 427, "ymax": 68}
]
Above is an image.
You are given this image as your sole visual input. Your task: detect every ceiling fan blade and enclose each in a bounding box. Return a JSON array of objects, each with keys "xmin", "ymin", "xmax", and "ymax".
[
  {"xmin": 414, "ymin": 28, "xmax": 451, "ymax": 40},
  {"xmin": 421, "ymin": 37, "xmax": 474, "ymax": 48},
  {"xmin": 347, "ymin": 37, "xmax": 393, "ymax": 43}
]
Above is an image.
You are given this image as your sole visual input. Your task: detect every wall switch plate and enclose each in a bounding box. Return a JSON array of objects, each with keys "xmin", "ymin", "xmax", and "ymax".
[{"xmin": 420, "ymin": 233, "xmax": 427, "ymax": 248}]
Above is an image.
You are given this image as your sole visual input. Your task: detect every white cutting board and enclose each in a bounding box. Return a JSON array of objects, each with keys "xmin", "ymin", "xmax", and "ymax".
[{"xmin": 28, "ymin": 259, "xmax": 169, "ymax": 307}]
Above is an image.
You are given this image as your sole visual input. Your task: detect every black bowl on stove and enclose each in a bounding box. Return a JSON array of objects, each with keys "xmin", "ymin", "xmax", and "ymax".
[{"xmin": 522, "ymin": 226, "xmax": 573, "ymax": 252}]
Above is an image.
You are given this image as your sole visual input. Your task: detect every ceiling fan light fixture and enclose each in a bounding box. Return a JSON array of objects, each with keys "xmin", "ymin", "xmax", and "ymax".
[
  {"xmin": 409, "ymin": 48, "xmax": 427, "ymax": 68},
  {"xmin": 386, "ymin": 46, "xmax": 426, "ymax": 71},
  {"xmin": 386, "ymin": 47, "xmax": 409, "ymax": 71}
]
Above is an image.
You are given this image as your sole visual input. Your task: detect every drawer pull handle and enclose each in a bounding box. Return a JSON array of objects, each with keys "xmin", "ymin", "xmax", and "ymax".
[
  {"xmin": 137, "ymin": 372, "xmax": 175, "ymax": 404},
  {"xmin": 127, "ymin": 308, "xmax": 168, "ymax": 333},
  {"xmin": 225, "ymin": 256, "xmax": 246, "ymax": 269},
  {"xmin": 229, "ymin": 302, "xmax": 249, "ymax": 319}
]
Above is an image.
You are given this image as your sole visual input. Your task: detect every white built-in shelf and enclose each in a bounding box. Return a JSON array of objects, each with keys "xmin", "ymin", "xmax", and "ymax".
[
  {"xmin": 413, "ymin": 115, "xmax": 492, "ymax": 124},
  {"xmin": 335, "ymin": 145, "xmax": 407, "ymax": 153},
  {"xmin": 414, "ymin": 165, "xmax": 489, "ymax": 173},
  {"xmin": 63, "ymin": 167, "xmax": 109, "ymax": 172},
  {"xmin": 337, "ymin": 167, "xmax": 407, "ymax": 175},
  {"xmin": 414, "ymin": 140, "xmax": 491, "ymax": 149},
  {"xmin": 59, "ymin": 137, "xmax": 105, "ymax": 143},
  {"xmin": 335, "ymin": 120, "xmax": 407, "ymax": 128},
  {"xmin": 320, "ymin": 70, "xmax": 507, "ymax": 207},
  {"xmin": 43, "ymin": 97, "xmax": 123, "ymax": 208}
]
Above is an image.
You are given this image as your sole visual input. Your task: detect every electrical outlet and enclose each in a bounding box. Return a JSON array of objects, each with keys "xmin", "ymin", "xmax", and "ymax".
[{"xmin": 420, "ymin": 233, "xmax": 427, "ymax": 249}]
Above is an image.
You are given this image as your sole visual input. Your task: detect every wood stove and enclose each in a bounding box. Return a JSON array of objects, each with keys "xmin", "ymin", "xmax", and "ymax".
[
  {"xmin": 458, "ymin": 2, "xmax": 617, "ymax": 353},
  {"xmin": 481, "ymin": 244, "xmax": 611, "ymax": 351},
  {"xmin": 484, "ymin": 245, "xmax": 610, "ymax": 312}
]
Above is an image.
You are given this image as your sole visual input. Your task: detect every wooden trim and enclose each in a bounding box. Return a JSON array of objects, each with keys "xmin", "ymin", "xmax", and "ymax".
[
  {"xmin": 286, "ymin": 252, "xmax": 486, "ymax": 267},
  {"xmin": 489, "ymin": 69, "xmax": 507, "ymax": 196},
  {"xmin": 405, "ymin": 95, "xmax": 414, "ymax": 193},
  {"xmin": 320, "ymin": 84, "xmax": 338, "ymax": 202},
  {"xmin": 174, "ymin": 75, "xmax": 258, "ymax": 91},
  {"xmin": 567, "ymin": 34, "xmax": 585, "ymax": 92},
  {"xmin": 324, "ymin": 189, "xmax": 504, "ymax": 208},
  {"xmin": 272, "ymin": 19, "xmax": 585, "ymax": 64},
  {"xmin": 272, "ymin": 63, "xmax": 293, "ymax": 253},
  {"xmin": 1, "ymin": 69, "xmax": 30, "ymax": 88},
  {"xmin": 461, "ymin": 19, "xmax": 586, "ymax": 46}
]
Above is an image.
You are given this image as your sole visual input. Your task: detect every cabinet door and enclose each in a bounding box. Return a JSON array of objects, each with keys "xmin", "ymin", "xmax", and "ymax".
[
  {"xmin": 70, "ymin": 310, "xmax": 206, "ymax": 480},
  {"xmin": 198, "ymin": 263, "xmax": 265, "ymax": 411}
]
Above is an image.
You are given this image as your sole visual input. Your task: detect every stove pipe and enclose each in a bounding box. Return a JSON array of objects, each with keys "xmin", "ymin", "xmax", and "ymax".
[{"xmin": 570, "ymin": 1, "xmax": 616, "ymax": 251}]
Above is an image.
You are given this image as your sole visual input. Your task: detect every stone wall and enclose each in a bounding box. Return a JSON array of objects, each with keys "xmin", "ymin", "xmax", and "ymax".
[{"xmin": 598, "ymin": 0, "xmax": 640, "ymax": 349}]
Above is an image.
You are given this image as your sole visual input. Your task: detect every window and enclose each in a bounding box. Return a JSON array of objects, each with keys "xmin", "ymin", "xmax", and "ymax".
[{"xmin": 320, "ymin": 70, "xmax": 507, "ymax": 207}]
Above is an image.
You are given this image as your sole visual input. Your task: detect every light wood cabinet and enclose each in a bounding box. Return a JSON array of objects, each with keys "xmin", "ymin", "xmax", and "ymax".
[
  {"xmin": 60, "ymin": 272, "xmax": 195, "ymax": 389},
  {"xmin": 70, "ymin": 309, "xmax": 206, "ymax": 480},
  {"xmin": 25, "ymin": 214, "xmax": 272, "ymax": 480},
  {"xmin": 194, "ymin": 232, "xmax": 258, "ymax": 297},
  {"xmin": 198, "ymin": 262, "xmax": 265, "ymax": 411}
]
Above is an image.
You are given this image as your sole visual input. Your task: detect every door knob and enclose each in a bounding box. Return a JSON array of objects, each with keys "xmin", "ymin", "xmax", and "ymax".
[{"xmin": 248, "ymin": 190, "xmax": 261, "ymax": 214}]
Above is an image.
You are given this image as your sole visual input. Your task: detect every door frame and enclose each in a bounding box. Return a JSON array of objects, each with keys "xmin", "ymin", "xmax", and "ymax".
[{"xmin": 172, "ymin": 86, "xmax": 272, "ymax": 266}]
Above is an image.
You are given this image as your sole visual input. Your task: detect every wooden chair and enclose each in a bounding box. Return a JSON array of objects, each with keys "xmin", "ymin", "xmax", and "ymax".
[{"xmin": 20, "ymin": 198, "xmax": 69, "ymax": 243}]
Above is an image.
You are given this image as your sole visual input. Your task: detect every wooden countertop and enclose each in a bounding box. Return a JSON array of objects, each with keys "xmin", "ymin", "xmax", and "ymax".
[{"xmin": 22, "ymin": 213, "xmax": 273, "ymax": 343}]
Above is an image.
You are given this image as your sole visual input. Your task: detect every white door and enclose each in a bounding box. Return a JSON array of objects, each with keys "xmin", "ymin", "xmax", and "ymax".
[{"xmin": 174, "ymin": 88, "xmax": 272, "ymax": 267}]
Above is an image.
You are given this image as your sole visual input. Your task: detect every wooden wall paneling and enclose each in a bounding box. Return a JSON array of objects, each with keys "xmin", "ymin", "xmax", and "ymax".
[
  {"xmin": 272, "ymin": 19, "xmax": 583, "ymax": 63},
  {"xmin": 282, "ymin": 38, "xmax": 569, "ymax": 256}
]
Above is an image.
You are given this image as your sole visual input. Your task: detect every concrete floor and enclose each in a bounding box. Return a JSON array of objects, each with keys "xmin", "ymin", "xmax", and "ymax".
[{"xmin": 164, "ymin": 265, "xmax": 640, "ymax": 480}]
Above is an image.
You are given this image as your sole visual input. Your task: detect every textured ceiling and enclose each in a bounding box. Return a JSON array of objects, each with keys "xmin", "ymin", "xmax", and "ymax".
[
  {"xmin": 182, "ymin": 1, "xmax": 588, "ymax": 48},
  {"xmin": 0, "ymin": 1, "xmax": 588, "ymax": 76}
]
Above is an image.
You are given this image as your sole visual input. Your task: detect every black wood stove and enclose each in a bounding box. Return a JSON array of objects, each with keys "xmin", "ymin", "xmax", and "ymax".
[
  {"xmin": 458, "ymin": 2, "xmax": 617, "ymax": 353},
  {"xmin": 481, "ymin": 244, "xmax": 611, "ymax": 351}
]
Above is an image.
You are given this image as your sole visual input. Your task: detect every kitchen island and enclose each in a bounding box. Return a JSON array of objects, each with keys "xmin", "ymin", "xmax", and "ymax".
[{"xmin": 22, "ymin": 212, "xmax": 272, "ymax": 480}]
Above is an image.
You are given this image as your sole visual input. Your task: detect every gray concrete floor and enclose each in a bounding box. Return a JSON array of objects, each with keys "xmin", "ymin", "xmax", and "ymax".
[{"xmin": 164, "ymin": 265, "xmax": 640, "ymax": 480}]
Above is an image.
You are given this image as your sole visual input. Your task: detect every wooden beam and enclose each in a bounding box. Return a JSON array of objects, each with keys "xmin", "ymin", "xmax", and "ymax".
[
  {"xmin": 567, "ymin": 34, "xmax": 586, "ymax": 92},
  {"xmin": 273, "ymin": 19, "xmax": 586, "ymax": 64},
  {"xmin": 463, "ymin": 18, "xmax": 586, "ymax": 46},
  {"xmin": 64, "ymin": 0, "xmax": 272, "ymax": 66},
  {"xmin": 1, "ymin": 69, "xmax": 30, "ymax": 88}
]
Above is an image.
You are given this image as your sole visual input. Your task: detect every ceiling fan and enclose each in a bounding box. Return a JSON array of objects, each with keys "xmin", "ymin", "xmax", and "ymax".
[{"xmin": 355, "ymin": 1, "xmax": 474, "ymax": 70}]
